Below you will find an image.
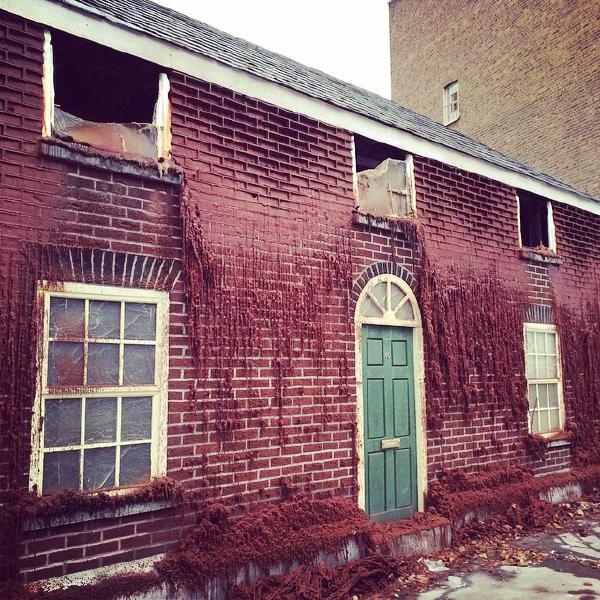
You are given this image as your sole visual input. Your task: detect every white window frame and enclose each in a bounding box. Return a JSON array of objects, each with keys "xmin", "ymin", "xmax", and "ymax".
[
  {"xmin": 516, "ymin": 194, "xmax": 557, "ymax": 252},
  {"xmin": 29, "ymin": 282, "xmax": 170, "ymax": 495},
  {"xmin": 443, "ymin": 81, "xmax": 460, "ymax": 125},
  {"xmin": 523, "ymin": 323, "xmax": 565, "ymax": 436},
  {"xmin": 41, "ymin": 30, "xmax": 172, "ymax": 160}
]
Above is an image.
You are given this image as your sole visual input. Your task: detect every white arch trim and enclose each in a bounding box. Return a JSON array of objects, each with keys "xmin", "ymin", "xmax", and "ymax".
[{"xmin": 354, "ymin": 273, "xmax": 427, "ymax": 513}]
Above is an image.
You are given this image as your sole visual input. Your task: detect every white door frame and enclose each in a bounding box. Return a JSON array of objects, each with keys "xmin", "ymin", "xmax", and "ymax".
[{"xmin": 354, "ymin": 273, "xmax": 427, "ymax": 512}]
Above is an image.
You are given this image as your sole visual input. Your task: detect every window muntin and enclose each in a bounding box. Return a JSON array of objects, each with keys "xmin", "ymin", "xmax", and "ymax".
[
  {"xmin": 524, "ymin": 324, "xmax": 564, "ymax": 435},
  {"xmin": 443, "ymin": 81, "xmax": 460, "ymax": 125},
  {"xmin": 32, "ymin": 284, "xmax": 169, "ymax": 495},
  {"xmin": 357, "ymin": 275, "xmax": 418, "ymax": 326}
]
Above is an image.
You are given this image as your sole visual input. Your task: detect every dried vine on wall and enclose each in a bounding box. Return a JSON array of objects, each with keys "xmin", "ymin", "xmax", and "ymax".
[
  {"xmin": 0, "ymin": 243, "xmax": 182, "ymax": 589},
  {"xmin": 357, "ymin": 214, "xmax": 529, "ymax": 434},
  {"xmin": 420, "ymin": 265, "xmax": 528, "ymax": 430},
  {"xmin": 556, "ymin": 299, "xmax": 600, "ymax": 462},
  {"xmin": 181, "ymin": 187, "xmax": 354, "ymax": 444}
]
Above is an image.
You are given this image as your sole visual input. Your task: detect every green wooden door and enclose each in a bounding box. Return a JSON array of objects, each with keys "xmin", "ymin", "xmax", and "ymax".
[{"xmin": 363, "ymin": 324, "xmax": 418, "ymax": 521}]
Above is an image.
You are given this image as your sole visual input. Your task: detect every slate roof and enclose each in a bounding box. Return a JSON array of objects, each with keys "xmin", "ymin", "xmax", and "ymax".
[{"xmin": 56, "ymin": 0, "xmax": 597, "ymax": 203}]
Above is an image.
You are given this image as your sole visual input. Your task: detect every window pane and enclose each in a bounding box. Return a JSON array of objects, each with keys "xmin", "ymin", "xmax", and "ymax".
[
  {"xmin": 538, "ymin": 410, "xmax": 550, "ymax": 434},
  {"xmin": 370, "ymin": 283, "xmax": 387, "ymax": 308},
  {"xmin": 396, "ymin": 300, "xmax": 414, "ymax": 320},
  {"xmin": 535, "ymin": 332, "xmax": 546, "ymax": 355},
  {"xmin": 361, "ymin": 296, "xmax": 383, "ymax": 318},
  {"xmin": 389, "ymin": 284, "xmax": 405, "ymax": 312},
  {"xmin": 549, "ymin": 409, "xmax": 560, "ymax": 431},
  {"xmin": 49, "ymin": 298, "xmax": 84, "ymax": 338},
  {"xmin": 545, "ymin": 333, "xmax": 556, "ymax": 355},
  {"xmin": 536, "ymin": 355, "xmax": 548, "ymax": 379},
  {"xmin": 526, "ymin": 354, "xmax": 536, "ymax": 378},
  {"xmin": 88, "ymin": 301, "xmax": 120, "ymax": 339},
  {"xmin": 44, "ymin": 398, "xmax": 81, "ymax": 447},
  {"xmin": 547, "ymin": 354, "xmax": 557, "ymax": 379},
  {"xmin": 526, "ymin": 330, "xmax": 536, "ymax": 354},
  {"xmin": 530, "ymin": 411, "xmax": 540, "ymax": 433},
  {"xmin": 121, "ymin": 396, "xmax": 152, "ymax": 441},
  {"xmin": 119, "ymin": 444, "xmax": 151, "ymax": 486},
  {"xmin": 85, "ymin": 397, "xmax": 117, "ymax": 443},
  {"xmin": 87, "ymin": 343, "xmax": 119, "ymax": 385},
  {"xmin": 47, "ymin": 342, "xmax": 84, "ymax": 386},
  {"xmin": 83, "ymin": 447, "xmax": 116, "ymax": 490},
  {"xmin": 123, "ymin": 345, "xmax": 155, "ymax": 385},
  {"xmin": 528, "ymin": 384, "xmax": 537, "ymax": 410},
  {"xmin": 548, "ymin": 384, "xmax": 559, "ymax": 408},
  {"xmin": 537, "ymin": 384, "xmax": 549, "ymax": 408},
  {"xmin": 43, "ymin": 450, "xmax": 80, "ymax": 494},
  {"xmin": 124, "ymin": 303, "xmax": 157, "ymax": 340}
]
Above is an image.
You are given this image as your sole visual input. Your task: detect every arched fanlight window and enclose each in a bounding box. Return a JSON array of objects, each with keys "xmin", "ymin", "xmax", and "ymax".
[{"xmin": 357, "ymin": 274, "xmax": 419, "ymax": 326}]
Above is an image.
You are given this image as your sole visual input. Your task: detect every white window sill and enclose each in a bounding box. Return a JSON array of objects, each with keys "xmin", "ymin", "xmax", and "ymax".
[
  {"xmin": 529, "ymin": 431, "xmax": 572, "ymax": 449},
  {"xmin": 23, "ymin": 497, "xmax": 173, "ymax": 532},
  {"xmin": 519, "ymin": 247, "xmax": 562, "ymax": 265},
  {"xmin": 39, "ymin": 139, "xmax": 182, "ymax": 185},
  {"xmin": 352, "ymin": 210, "xmax": 416, "ymax": 231},
  {"xmin": 546, "ymin": 438, "xmax": 571, "ymax": 449},
  {"xmin": 443, "ymin": 115, "xmax": 460, "ymax": 126}
]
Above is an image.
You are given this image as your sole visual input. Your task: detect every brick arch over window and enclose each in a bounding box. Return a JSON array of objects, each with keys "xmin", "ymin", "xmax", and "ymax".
[{"xmin": 351, "ymin": 262, "xmax": 417, "ymax": 316}]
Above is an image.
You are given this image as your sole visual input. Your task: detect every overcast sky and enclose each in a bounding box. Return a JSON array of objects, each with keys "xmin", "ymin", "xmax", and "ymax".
[{"xmin": 154, "ymin": 0, "xmax": 392, "ymax": 98}]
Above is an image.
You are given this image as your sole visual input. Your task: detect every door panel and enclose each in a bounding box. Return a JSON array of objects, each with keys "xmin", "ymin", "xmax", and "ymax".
[
  {"xmin": 392, "ymin": 378, "xmax": 410, "ymax": 437},
  {"xmin": 394, "ymin": 448, "xmax": 413, "ymax": 508},
  {"xmin": 391, "ymin": 340, "xmax": 408, "ymax": 366},
  {"xmin": 363, "ymin": 324, "xmax": 417, "ymax": 521},
  {"xmin": 368, "ymin": 452, "xmax": 385, "ymax": 514},
  {"xmin": 366, "ymin": 379, "xmax": 385, "ymax": 438},
  {"xmin": 366, "ymin": 338, "xmax": 384, "ymax": 365}
]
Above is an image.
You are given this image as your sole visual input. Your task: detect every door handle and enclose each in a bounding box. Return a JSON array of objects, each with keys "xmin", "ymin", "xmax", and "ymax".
[{"xmin": 381, "ymin": 438, "xmax": 400, "ymax": 450}]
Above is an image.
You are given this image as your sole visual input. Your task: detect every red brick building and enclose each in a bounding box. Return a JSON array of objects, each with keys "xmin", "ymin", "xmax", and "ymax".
[
  {"xmin": 0, "ymin": 0, "xmax": 598, "ymax": 592},
  {"xmin": 389, "ymin": 0, "xmax": 600, "ymax": 198}
]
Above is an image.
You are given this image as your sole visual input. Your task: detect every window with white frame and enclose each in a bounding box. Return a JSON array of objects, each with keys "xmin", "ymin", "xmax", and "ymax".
[
  {"xmin": 42, "ymin": 30, "xmax": 171, "ymax": 160},
  {"xmin": 443, "ymin": 81, "xmax": 460, "ymax": 125},
  {"xmin": 353, "ymin": 135, "xmax": 414, "ymax": 218},
  {"xmin": 517, "ymin": 190, "xmax": 556, "ymax": 251},
  {"xmin": 30, "ymin": 283, "xmax": 169, "ymax": 495},
  {"xmin": 524, "ymin": 324, "xmax": 564, "ymax": 435}
]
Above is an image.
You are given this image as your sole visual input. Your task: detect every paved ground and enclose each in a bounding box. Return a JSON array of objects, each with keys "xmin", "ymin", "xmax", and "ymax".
[{"xmin": 413, "ymin": 516, "xmax": 600, "ymax": 599}]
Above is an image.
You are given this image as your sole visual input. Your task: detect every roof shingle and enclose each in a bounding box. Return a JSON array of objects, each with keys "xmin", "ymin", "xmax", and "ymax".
[{"xmin": 57, "ymin": 0, "xmax": 598, "ymax": 203}]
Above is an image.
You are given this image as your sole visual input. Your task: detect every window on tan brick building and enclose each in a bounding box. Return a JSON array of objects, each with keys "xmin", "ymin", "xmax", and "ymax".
[
  {"xmin": 29, "ymin": 283, "xmax": 169, "ymax": 495},
  {"xmin": 443, "ymin": 81, "xmax": 460, "ymax": 125},
  {"xmin": 524, "ymin": 323, "xmax": 565, "ymax": 435}
]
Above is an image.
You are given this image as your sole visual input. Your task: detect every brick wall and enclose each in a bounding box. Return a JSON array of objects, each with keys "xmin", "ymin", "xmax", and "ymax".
[
  {"xmin": 389, "ymin": 0, "xmax": 600, "ymax": 198},
  {"xmin": 1, "ymin": 8, "xmax": 598, "ymax": 583},
  {"xmin": 167, "ymin": 71, "xmax": 358, "ymax": 508},
  {"xmin": 1, "ymin": 12, "xmax": 190, "ymax": 581},
  {"xmin": 552, "ymin": 202, "xmax": 600, "ymax": 307}
]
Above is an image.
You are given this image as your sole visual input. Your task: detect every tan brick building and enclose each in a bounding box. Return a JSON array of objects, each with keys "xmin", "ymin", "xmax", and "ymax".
[{"xmin": 389, "ymin": 0, "xmax": 600, "ymax": 198}]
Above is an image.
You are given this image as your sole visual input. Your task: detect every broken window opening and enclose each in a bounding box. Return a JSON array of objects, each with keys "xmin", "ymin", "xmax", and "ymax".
[
  {"xmin": 353, "ymin": 135, "xmax": 414, "ymax": 219},
  {"xmin": 43, "ymin": 30, "xmax": 171, "ymax": 160},
  {"xmin": 518, "ymin": 190, "xmax": 555, "ymax": 250}
]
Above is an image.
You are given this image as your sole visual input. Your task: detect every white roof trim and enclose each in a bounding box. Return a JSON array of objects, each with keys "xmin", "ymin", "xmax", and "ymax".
[{"xmin": 3, "ymin": 0, "xmax": 599, "ymax": 216}]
